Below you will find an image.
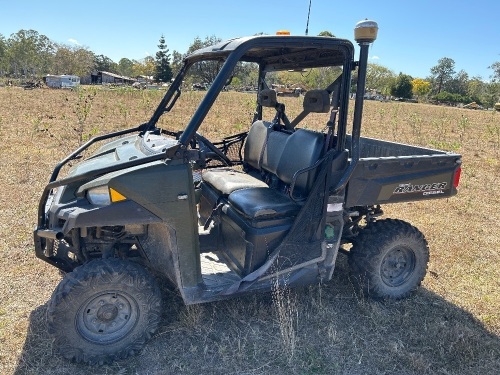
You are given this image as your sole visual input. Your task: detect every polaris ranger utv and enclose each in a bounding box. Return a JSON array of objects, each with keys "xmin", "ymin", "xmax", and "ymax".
[{"xmin": 34, "ymin": 20, "xmax": 462, "ymax": 363}]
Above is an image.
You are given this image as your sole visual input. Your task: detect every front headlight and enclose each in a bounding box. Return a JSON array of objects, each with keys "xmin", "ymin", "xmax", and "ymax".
[
  {"xmin": 87, "ymin": 186, "xmax": 111, "ymax": 206},
  {"xmin": 86, "ymin": 186, "xmax": 127, "ymax": 206}
]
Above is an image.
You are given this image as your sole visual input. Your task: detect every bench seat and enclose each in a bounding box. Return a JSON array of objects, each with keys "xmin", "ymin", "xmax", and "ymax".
[
  {"xmin": 201, "ymin": 89, "xmax": 329, "ymax": 226},
  {"xmin": 228, "ymin": 187, "xmax": 301, "ymax": 220}
]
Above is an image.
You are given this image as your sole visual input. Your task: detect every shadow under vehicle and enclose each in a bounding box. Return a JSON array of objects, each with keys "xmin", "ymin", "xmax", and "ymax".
[{"xmin": 33, "ymin": 20, "xmax": 462, "ymax": 363}]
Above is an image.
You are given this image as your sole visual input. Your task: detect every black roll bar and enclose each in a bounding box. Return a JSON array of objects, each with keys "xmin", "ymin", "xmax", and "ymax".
[{"xmin": 332, "ymin": 42, "xmax": 371, "ymax": 193}]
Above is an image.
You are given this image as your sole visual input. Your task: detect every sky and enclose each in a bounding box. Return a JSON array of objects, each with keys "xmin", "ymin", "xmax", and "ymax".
[{"xmin": 1, "ymin": 0, "xmax": 499, "ymax": 80}]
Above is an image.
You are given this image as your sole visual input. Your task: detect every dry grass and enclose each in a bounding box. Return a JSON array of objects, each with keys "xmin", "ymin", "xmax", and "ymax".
[{"xmin": 0, "ymin": 86, "xmax": 498, "ymax": 374}]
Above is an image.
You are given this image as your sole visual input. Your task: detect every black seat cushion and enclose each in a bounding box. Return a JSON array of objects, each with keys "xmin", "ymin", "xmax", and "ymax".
[
  {"xmin": 202, "ymin": 168, "xmax": 268, "ymax": 196},
  {"xmin": 228, "ymin": 187, "xmax": 301, "ymax": 220}
]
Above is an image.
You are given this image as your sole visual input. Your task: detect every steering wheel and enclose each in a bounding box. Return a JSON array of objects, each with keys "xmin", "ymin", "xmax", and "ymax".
[{"xmin": 194, "ymin": 132, "xmax": 232, "ymax": 167}]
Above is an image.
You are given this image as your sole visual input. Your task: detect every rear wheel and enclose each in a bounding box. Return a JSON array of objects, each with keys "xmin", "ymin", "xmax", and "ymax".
[
  {"xmin": 47, "ymin": 259, "xmax": 162, "ymax": 364},
  {"xmin": 348, "ymin": 219, "xmax": 429, "ymax": 300}
]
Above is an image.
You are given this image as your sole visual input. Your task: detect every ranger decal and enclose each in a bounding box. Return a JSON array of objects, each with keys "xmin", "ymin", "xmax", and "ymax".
[{"xmin": 393, "ymin": 182, "xmax": 447, "ymax": 195}]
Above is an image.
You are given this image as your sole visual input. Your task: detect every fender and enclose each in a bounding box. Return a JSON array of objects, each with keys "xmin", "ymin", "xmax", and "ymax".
[
  {"xmin": 59, "ymin": 199, "xmax": 162, "ymax": 234},
  {"xmin": 34, "ymin": 200, "xmax": 162, "ymax": 272}
]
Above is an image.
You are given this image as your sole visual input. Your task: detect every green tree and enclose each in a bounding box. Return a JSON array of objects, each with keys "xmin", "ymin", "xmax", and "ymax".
[
  {"xmin": 170, "ymin": 50, "xmax": 183, "ymax": 76},
  {"xmin": 433, "ymin": 91, "xmax": 462, "ymax": 104},
  {"xmin": 234, "ymin": 62, "xmax": 259, "ymax": 87},
  {"xmin": 481, "ymin": 82, "xmax": 500, "ymax": 108},
  {"xmin": 7, "ymin": 29, "xmax": 55, "ymax": 78},
  {"xmin": 53, "ymin": 46, "xmax": 73, "ymax": 74},
  {"xmin": 429, "ymin": 57, "xmax": 455, "ymax": 94},
  {"xmin": 366, "ymin": 63, "xmax": 396, "ymax": 95},
  {"xmin": 143, "ymin": 56, "xmax": 156, "ymax": 78},
  {"xmin": 445, "ymin": 69, "xmax": 469, "ymax": 96},
  {"xmin": 72, "ymin": 48, "xmax": 96, "ymax": 77},
  {"xmin": 154, "ymin": 35, "xmax": 172, "ymax": 83},
  {"xmin": 308, "ymin": 67, "xmax": 342, "ymax": 89},
  {"xmin": 485, "ymin": 63, "xmax": 500, "ymax": 107},
  {"xmin": 53, "ymin": 45, "xmax": 94, "ymax": 77},
  {"xmin": 318, "ymin": 31, "xmax": 335, "ymax": 37},
  {"xmin": 391, "ymin": 73, "xmax": 413, "ymax": 99},
  {"xmin": 94, "ymin": 54, "xmax": 117, "ymax": 73},
  {"xmin": 118, "ymin": 58, "xmax": 134, "ymax": 77},
  {"xmin": 186, "ymin": 35, "xmax": 222, "ymax": 84},
  {"xmin": 130, "ymin": 57, "xmax": 156, "ymax": 78},
  {"xmin": 131, "ymin": 59, "xmax": 147, "ymax": 77},
  {"xmin": 467, "ymin": 76, "xmax": 483, "ymax": 98},
  {"xmin": 489, "ymin": 61, "xmax": 500, "ymax": 82},
  {"xmin": 0, "ymin": 34, "xmax": 7, "ymax": 75}
]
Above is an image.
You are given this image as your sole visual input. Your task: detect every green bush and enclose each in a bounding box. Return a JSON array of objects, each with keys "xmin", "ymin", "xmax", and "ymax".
[{"xmin": 433, "ymin": 91, "xmax": 482, "ymax": 105}]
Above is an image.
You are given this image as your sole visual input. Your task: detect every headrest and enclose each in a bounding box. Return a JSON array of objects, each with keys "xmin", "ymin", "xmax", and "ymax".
[
  {"xmin": 258, "ymin": 89, "xmax": 278, "ymax": 108},
  {"xmin": 303, "ymin": 90, "xmax": 330, "ymax": 113}
]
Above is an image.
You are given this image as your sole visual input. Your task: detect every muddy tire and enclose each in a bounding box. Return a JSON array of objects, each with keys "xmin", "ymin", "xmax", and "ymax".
[
  {"xmin": 348, "ymin": 219, "xmax": 429, "ymax": 300},
  {"xmin": 47, "ymin": 259, "xmax": 162, "ymax": 364}
]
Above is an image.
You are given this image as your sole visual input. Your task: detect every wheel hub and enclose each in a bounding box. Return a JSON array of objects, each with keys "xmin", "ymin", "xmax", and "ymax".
[
  {"xmin": 97, "ymin": 304, "xmax": 119, "ymax": 322},
  {"xmin": 381, "ymin": 247, "xmax": 416, "ymax": 287},
  {"xmin": 77, "ymin": 291, "xmax": 138, "ymax": 344}
]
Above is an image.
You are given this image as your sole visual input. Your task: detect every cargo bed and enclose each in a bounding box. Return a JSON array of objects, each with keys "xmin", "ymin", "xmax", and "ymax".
[{"xmin": 344, "ymin": 135, "xmax": 462, "ymax": 207}]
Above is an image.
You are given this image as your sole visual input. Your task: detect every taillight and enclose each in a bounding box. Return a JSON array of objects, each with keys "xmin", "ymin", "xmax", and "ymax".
[{"xmin": 453, "ymin": 166, "xmax": 461, "ymax": 188}]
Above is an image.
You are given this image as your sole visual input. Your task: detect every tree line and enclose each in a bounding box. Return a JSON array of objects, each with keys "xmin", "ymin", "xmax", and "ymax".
[
  {"xmin": 362, "ymin": 58, "xmax": 500, "ymax": 108},
  {"xmin": 1, "ymin": 29, "xmax": 498, "ymax": 107},
  {"xmin": 0, "ymin": 30, "xmax": 227, "ymax": 84},
  {"xmin": 0, "ymin": 30, "xmax": 176, "ymax": 83}
]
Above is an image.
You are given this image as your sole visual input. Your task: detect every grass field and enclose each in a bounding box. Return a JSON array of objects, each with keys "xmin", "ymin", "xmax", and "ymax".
[{"xmin": 0, "ymin": 86, "xmax": 498, "ymax": 375}]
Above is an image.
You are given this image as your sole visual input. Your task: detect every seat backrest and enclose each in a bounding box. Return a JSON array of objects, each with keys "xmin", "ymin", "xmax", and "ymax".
[
  {"xmin": 243, "ymin": 120, "xmax": 272, "ymax": 170},
  {"xmin": 276, "ymin": 129, "xmax": 324, "ymax": 194},
  {"xmin": 261, "ymin": 131, "xmax": 290, "ymax": 175}
]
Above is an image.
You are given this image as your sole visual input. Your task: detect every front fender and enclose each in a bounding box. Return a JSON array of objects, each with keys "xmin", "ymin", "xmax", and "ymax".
[
  {"xmin": 34, "ymin": 200, "xmax": 162, "ymax": 272},
  {"xmin": 58, "ymin": 200, "xmax": 162, "ymax": 234}
]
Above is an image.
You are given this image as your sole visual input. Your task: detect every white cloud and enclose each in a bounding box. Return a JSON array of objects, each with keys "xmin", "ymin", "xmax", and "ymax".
[
  {"xmin": 370, "ymin": 55, "xmax": 380, "ymax": 60},
  {"xmin": 68, "ymin": 38, "xmax": 81, "ymax": 46}
]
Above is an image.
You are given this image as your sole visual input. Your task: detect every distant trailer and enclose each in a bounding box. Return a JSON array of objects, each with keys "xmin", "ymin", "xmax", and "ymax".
[{"xmin": 45, "ymin": 75, "xmax": 80, "ymax": 89}]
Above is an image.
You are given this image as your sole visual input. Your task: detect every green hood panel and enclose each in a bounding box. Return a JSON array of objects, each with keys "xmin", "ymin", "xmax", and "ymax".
[{"xmin": 67, "ymin": 133, "xmax": 178, "ymax": 178}]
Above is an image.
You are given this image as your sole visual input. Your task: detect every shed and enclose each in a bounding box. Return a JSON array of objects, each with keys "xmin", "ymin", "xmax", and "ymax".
[{"xmin": 91, "ymin": 71, "xmax": 137, "ymax": 85}]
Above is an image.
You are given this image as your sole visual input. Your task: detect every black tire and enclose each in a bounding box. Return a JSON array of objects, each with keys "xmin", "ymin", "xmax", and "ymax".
[
  {"xmin": 47, "ymin": 259, "xmax": 162, "ymax": 364},
  {"xmin": 348, "ymin": 219, "xmax": 429, "ymax": 300}
]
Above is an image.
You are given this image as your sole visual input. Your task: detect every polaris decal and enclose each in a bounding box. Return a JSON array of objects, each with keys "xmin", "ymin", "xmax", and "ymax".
[{"xmin": 393, "ymin": 182, "xmax": 447, "ymax": 196}]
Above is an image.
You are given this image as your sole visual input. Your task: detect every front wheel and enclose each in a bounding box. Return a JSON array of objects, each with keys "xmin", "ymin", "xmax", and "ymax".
[
  {"xmin": 47, "ymin": 259, "xmax": 162, "ymax": 364},
  {"xmin": 348, "ymin": 219, "xmax": 429, "ymax": 300}
]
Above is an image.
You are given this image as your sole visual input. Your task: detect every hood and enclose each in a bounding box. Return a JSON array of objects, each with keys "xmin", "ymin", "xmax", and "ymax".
[
  {"xmin": 57, "ymin": 132, "xmax": 178, "ymax": 204},
  {"xmin": 67, "ymin": 132, "xmax": 178, "ymax": 178}
]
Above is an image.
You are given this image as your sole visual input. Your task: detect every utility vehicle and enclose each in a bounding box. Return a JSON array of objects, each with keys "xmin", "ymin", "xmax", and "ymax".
[{"xmin": 34, "ymin": 20, "xmax": 462, "ymax": 363}]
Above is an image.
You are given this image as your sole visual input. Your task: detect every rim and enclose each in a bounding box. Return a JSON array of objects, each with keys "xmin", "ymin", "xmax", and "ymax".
[
  {"xmin": 76, "ymin": 291, "xmax": 139, "ymax": 344},
  {"xmin": 380, "ymin": 246, "xmax": 416, "ymax": 287}
]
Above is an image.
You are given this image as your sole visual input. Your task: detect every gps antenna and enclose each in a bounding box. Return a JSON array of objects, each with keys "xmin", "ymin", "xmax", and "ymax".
[{"xmin": 305, "ymin": 0, "xmax": 312, "ymax": 35}]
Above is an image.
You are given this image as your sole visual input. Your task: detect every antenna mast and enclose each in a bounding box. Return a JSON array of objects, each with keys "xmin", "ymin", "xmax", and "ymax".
[{"xmin": 305, "ymin": 0, "xmax": 312, "ymax": 35}]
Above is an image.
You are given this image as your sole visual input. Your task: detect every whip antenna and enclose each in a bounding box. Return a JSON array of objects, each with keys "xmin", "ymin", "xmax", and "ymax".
[{"xmin": 305, "ymin": 0, "xmax": 312, "ymax": 35}]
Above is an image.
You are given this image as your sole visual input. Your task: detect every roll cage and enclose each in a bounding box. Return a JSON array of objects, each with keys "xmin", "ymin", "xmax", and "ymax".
[{"xmin": 146, "ymin": 35, "xmax": 355, "ymax": 150}]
